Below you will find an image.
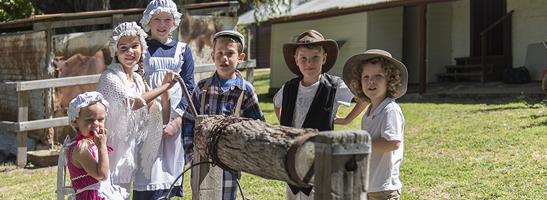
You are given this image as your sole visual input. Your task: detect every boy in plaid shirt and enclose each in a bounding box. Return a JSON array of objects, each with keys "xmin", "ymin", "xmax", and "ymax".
[{"xmin": 181, "ymin": 30, "xmax": 264, "ymax": 200}]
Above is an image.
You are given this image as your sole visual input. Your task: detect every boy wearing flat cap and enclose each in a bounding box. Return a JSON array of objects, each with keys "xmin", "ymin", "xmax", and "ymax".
[
  {"xmin": 182, "ymin": 30, "xmax": 264, "ymax": 200},
  {"xmin": 273, "ymin": 29, "xmax": 367, "ymax": 200}
]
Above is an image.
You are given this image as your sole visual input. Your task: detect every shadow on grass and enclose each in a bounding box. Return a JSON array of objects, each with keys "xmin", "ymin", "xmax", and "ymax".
[
  {"xmin": 258, "ymin": 94, "xmax": 273, "ymax": 103},
  {"xmin": 520, "ymin": 113, "xmax": 547, "ymax": 128}
]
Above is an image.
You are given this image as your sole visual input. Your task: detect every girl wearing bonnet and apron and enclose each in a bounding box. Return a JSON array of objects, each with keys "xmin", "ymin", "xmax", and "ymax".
[
  {"xmin": 96, "ymin": 21, "xmax": 179, "ymax": 196},
  {"xmin": 133, "ymin": 0, "xmax": 196, "ymax": 198}
]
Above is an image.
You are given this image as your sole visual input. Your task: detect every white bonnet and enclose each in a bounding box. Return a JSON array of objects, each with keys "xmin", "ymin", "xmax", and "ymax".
[
  {"xmin": 68, "ymin": 91, "xmax": 109, "ymax": 131},
  {"xmin": 139, "ymin": 0, "xmax": 182, "ymax": 33},
  {"xmin": 109, "ymin": 21, "xmax": 148, "ymax": 63}
]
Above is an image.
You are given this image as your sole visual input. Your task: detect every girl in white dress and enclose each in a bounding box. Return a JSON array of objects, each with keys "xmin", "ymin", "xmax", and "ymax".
[
  {"xmin": 96, "ymin": 21, "xmax": 179, "ymax": 198},
  {"xmin": 133, "ymin": 0, "xmax": 195, "ymax": 199}
]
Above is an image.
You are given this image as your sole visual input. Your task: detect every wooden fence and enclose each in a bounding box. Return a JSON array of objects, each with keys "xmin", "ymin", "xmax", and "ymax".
[{"xmin": 0, "ymin": 62, "xmax": 255, "ymax": 168}]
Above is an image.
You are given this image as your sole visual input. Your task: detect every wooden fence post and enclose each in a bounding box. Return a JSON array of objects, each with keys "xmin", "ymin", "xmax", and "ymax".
[
  {"xmin": 192, "ymin": 115, "xmax": 223, "ymax": 200},
  {"xmin": 112, "ymin": 14, "xmax": 124, "ymax": 27},
  {"xmin": 314, "ymin": 130, "xmax": 371, "ymax": 200},
  {"xmin": 17, "ymin": 91, "xmax": 29, "ymax": 168}
]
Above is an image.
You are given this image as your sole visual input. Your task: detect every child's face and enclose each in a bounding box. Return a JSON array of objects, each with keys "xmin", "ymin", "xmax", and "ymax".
[
  {"xmin": 73, "ymin": 103, "xmax": 106, "ymax": 137},
  {"xmin": 361, "ymin": 62, "xmax": 388, "ymax": 103},
  {"xmin": 211, "ymin": 37, "xmax": 245, "ymax": 80},
  {"xmin": 148, "ymin": 12, "xmax": 175, "ymax": 41},
  {"xmin": 116, "ymin": 36, "xmax": 142, "ymax": 69},
  {"xmin": 294, "ymin": 47, "xmax": 326, "ymax": 78}
]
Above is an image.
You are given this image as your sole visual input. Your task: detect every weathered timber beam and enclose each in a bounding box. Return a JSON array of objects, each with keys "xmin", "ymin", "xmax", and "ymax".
[
  {"xmin": 0, "ymin": 117, "xmax": 69, "ymax": 132},
  {"xmin": 34, "ymin": 17, "xmax": 112, "ymax": 30},
  {"xmin": 0, "ymin": 74, "xmax": 100, "ymax": 91},
  {"xmin": 194, "ymin": 116, "xmax": 321, "ymax": 187}
]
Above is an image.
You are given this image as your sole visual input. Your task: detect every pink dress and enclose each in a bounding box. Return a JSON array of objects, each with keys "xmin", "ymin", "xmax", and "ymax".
[{"xmin": 67, "ymin": 141, "xmax": 105, "ymax": 200}]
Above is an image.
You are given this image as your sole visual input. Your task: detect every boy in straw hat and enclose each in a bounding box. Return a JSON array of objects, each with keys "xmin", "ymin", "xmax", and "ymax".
[
  {"xmin": 273, "ymin": 29, "xmax": 367, "ymax": 200},
  {"xmin": 342, "ymin": 49, "xmax": 408, "ymax": 200}
]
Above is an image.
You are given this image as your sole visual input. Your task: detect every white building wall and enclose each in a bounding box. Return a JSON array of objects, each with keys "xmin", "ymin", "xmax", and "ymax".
[
  {"xmin": 451, "ymin": 0, "xmax": 470, "ymax": 61},
  {"xmin": 507, "ymin": 0, "xmax": 547, "ymax": 81},
  {"xmin": 269, "ymin": 12, "xmax": 368, "ymax": 90},
  {"xmin": 426, "ymin": 2, "xmax": 453, "ymax": 83},
  {"xmin": 366, "ymin": 7, "xmax": 404, "ymax": 61}
]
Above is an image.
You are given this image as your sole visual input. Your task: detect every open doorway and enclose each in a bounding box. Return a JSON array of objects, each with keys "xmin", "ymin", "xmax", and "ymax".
[{"xmin": 470, "ymin": 0, "xmax": 507, "ymax": 57}]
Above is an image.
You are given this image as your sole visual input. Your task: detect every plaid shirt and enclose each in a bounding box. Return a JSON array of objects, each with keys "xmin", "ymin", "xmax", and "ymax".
[
  {"xmin": 182, "ymin": 70, "xmax": 264, "ymax": 200},
  {"xmin": 182, "ymin": 70, "xmax": 264, "ymax": 159}
]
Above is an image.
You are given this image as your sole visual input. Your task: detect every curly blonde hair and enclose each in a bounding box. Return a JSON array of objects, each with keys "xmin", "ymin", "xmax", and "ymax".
[{"xmin": 350, "ymin": 57, "xmax": 402, "ymax": 103}]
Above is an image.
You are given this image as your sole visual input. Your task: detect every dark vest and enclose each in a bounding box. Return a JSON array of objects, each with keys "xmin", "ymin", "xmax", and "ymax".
[
  {"xmin": 281, "ymin": 73, "xmax": 342, "ymax": 195},
  {"xmin": 280, "ymin": 73, "xmax": 342, "ymax": 131}
]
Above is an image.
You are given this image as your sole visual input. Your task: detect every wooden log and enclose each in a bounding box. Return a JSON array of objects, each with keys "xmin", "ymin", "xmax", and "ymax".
[{"xmin": 194, "ymin": 116, "xmax": 319, "ymax": 187}]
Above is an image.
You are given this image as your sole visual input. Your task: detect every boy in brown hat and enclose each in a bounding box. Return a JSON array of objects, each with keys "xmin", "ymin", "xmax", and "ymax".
[{"xmin": 273, "ymin": 29, "xmax": 367, "ymax": 200}]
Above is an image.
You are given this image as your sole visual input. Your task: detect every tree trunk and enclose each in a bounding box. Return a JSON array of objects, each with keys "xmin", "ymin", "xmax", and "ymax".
[{"xmin": 194, "ymin": 116, "xmax": 318, "ymax": 187}]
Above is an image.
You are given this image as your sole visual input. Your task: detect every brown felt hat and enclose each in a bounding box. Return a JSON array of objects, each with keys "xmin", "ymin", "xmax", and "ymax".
[
  {"xmin": 283, "ymin": 30, "xmax": 338, "ymax": 76},
  {"xmin": 342, "ymin": 49, "xmax": 408, "ymax": 99}
]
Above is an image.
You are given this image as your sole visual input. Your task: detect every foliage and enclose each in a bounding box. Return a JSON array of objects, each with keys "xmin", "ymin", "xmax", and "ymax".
[
  {"xmin": 0, "ymin": 0, "xmax": 41, "ymax": 22},
  {"xmin": 249, "ymin": 0, "xmax": 292, "ymax": 24}
]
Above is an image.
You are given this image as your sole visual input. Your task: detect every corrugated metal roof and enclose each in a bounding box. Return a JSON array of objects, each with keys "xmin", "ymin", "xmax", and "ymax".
[
  {"xmin": 288, "ymin": 0, "xmax": 391, "ymax": 16},
  {"xmin": 0, "ymin": 31, "xmax": 49, "ymax": 122},
  {"xmin": 238, "ymin": 0, "xmax": 391, "ymax": 24}
]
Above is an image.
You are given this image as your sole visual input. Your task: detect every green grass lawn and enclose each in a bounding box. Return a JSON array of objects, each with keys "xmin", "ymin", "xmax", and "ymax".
[{"xmin": 1, "ymin": 69, "xmax": 547, "ymax": 199}]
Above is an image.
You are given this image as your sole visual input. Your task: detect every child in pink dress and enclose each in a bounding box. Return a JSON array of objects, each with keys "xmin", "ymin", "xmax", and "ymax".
[{"xmin": 57, "ymin": 91, "xmax": 128, "ymax": 200}]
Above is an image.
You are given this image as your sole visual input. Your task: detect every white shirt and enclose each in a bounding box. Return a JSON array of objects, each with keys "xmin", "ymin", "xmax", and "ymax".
[
  {"xmin": 361, "ymin": 97, "xmax": 404, "ymax": 192},
  {"xmin": 274, "ymin": 79, "xmax": 354, "ymax": 128}
]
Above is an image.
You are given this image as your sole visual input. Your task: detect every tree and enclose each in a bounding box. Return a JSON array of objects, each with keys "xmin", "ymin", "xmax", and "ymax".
[
  {"xmin": 0, "ymin": 0, "xmax": 41, "ymax": 22},
  {"xmin": 2, "ymin": 0, "xmax": 290, "ymax": 24}
]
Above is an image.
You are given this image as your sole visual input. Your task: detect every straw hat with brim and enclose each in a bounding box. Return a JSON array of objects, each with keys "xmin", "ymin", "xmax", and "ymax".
[
  {"xmin": 342, "ymin": 49, "xmax": 408, "ymax": 99},
  {"xmin": 283, "ymin": 30, "xmax": 338, "ymax": 76}
]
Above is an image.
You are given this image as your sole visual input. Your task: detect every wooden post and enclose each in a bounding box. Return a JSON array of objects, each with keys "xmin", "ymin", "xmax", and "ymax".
[
  {"xmin": 245, "ymin": 67, "xmax": 254, "ymax": 84},
  {"xmin": 192, "ymin": 115, "xmax": 223, "ymax": 200},
  {"xmin": 112, "ymin": 14, "xmax": 124, "ymax": 28},
  {"xmin": 481, "ymin": 33, "xmax": 487, "ymax": 83},
  {"xmin": 17, "ymin": 91, "xmax": 29, "ymax": 168},
  {"xmin": 314, "ymin": 130, "xmax": 371, "ymax": 200},
  {"xmin": 45, "ymin": 24, "xmax": 54, "ymax": 147}
]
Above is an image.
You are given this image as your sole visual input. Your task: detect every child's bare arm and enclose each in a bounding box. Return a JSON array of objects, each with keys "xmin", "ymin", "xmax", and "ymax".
[
  {"xmin": 371, "ymin": 137, "xmax": 401, "ymax": 152},
  {"xmin": 161, "ymin": 90, "xmax": 170, "ymax": 125},
  {"xmin": 129, "ymin": 71, "xmax": 180, "ymax": 110},
  {"xmin": 334, "ymin": 101, "xmax": 368, "ymax": 125},
  {"xmin": 163, "ymin": 115, "xmax": 181, "ymax": 139},
  {"xmin": 74, "ymin": 128, "xmax": 109, "ymax": 181},
  {"xmin": 273, "ymin": 93, "xmax": 281, "ymax": 122}
]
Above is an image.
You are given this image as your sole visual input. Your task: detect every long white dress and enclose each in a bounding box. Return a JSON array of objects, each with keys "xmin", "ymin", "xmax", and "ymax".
[
  {"xmin": 132, "ymin": 40, "xmax": 190, "ymax": 191},
  {"xmin": 96, "ymin": 63, "xmax": 163, "ymax": 186}
]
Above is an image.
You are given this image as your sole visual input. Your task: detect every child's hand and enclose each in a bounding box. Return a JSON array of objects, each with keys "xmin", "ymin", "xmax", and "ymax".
[
  {"xmin": 92, "ymin": 125, "xmax": 108, "ymax": 148},
  {"xmin": 333, "ymin": 115, "xmax": 349, "ymax": 125},
  {"xmin": 162, "ymin": 124, "xmax": 177, "ymax": 139},
  {"xmin": 163, "ymin": 71, "xmax": 181, "ymax": 89}
]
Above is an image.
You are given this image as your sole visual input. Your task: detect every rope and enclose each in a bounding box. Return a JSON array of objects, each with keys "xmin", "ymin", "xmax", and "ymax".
[
  {"xmin": 202, "ymin": 117, "xmax": 253, "ymax": 172},
  {"xmin": 159, "ymin": 161, "xmax": 248, "ymax": 200}
]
